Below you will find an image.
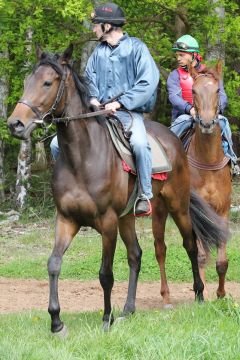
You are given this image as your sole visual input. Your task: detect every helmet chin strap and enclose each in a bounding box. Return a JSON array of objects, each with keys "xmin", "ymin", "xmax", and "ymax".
[{"xmin": 99, "ymin": 23, "xmax": 114, "ymax": 41}]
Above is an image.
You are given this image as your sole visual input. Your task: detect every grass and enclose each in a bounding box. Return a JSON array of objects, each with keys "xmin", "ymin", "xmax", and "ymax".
[
  {"xmin": 0, "ymin": 217, "xmax": 240, "ymax": 282},
  {"xmin": 1, "ymin": 299, "xmax": 240, "ymax": 359}
]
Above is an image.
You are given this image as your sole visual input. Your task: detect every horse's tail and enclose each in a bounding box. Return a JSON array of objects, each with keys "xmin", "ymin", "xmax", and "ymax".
[{"xmin": 189, "ymin": 189, "xmax": 230, "ymax": 252}]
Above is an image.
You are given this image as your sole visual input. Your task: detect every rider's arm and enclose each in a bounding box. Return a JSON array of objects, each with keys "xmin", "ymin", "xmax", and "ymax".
[
  {"xmin": 167, "ymin": 70, "xmax": 193, "ymax": 115},
  {"xmin": 85, "ymin": 50, "xmax": 100, "ymax": 101},
  {"xmin": 117, "ymin": 40, "xmax": 160, "ymax": 111},
  {"xmin": 219, "ymin": 80, "xmax": 228, "ymax": 114}
]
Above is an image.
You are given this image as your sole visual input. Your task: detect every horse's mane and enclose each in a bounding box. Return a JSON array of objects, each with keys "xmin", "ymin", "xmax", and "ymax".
[
  {"xmin": 199, "ymin": 66, "xmax": 221, "ymax": 81},
  {"xmin": 36, "ymin": 52, "xmax": 91, "ymax": 111}
]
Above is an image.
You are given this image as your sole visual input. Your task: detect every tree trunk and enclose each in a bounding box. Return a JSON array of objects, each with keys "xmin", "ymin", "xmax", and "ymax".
[
  {"xmin": 0, "ymin": 49, "xmax": 9, "ymax": 202},
  {"xmin": 206, "ymin": 1, "xmax": 225, "ymax": 62},
  {"xmin": 0, "ymin": 140, "xmax": 4, "ymax": 202},
  {"xmin": 15, "ymin": 139, "xmax": 32, "ymax": 209},
  {"xmin": 15, "ymin": 27, "xmax": 33, "ymax": 209},
  {"xmin": 80, "ymin": 0, "xmax": 101, "ymax": 74}
]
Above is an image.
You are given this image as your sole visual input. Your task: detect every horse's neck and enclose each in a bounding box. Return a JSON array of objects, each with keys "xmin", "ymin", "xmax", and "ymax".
[
  {"xmin": 57, "ymin": 84, "xmax": 108, "ymax": 164},
  {"xmin": 190, "ymin": 126, "xmax": 224, "ymax": 163}
]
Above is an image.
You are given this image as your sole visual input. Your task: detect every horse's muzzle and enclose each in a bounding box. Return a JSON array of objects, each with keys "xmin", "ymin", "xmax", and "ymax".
[
  {"xmin": 199, "ymin": 119, "xmax": 218, "ymax": 134},
  {"xmin": 8, "ymin": 117, "xmax": 37, "ymax": 139}
]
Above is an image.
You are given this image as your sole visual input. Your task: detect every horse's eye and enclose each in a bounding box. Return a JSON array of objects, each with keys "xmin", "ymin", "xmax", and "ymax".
[
  {"xmin": 217, "ymin": 88, "xmax": 220, "ymax": 93},
  {"xmin": 192, "ymin": 89, "xmax": 196, "ymax": 94},
  {"xmin": 44, "ymin": 81, "xmax": 52, "ymax": 87}
]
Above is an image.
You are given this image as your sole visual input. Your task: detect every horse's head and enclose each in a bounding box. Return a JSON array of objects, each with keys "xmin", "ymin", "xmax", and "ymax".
[
  {"xmin": 7, "ymin": 44, "xmax": 74, "ymax": 139},
  {"xmin": 189, "ymin": 61, "xmax": 222, "ymax": 134}
]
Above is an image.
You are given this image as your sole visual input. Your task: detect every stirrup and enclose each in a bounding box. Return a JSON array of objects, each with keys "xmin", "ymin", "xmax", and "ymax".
[{"xmin": 133, "ymin": 194, "xmax": 152, "ymax": 217}]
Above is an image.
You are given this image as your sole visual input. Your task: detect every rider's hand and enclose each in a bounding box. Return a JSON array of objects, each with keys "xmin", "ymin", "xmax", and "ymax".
[
  {"xmin": 105, "ymin": 101, "xmax": 121, "ymax": 113},
  {"xmin": 90, "ymin": 98, "xmax": 101, "ymax": 108},
  {"xmin": 190, "ymin": 107, "xmax": 196, "ymax": 119}
]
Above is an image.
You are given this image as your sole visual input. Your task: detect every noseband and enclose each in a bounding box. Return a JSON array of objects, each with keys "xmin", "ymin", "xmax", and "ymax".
[{"xmin": 192, "ymin": 73, "xmax": 220, "ymax": 132}]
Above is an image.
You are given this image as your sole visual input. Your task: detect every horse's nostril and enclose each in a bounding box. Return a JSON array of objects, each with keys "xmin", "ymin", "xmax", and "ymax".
[{"xmin": 9, "ymin": 119, "xmax": 25, "ymax": 131}]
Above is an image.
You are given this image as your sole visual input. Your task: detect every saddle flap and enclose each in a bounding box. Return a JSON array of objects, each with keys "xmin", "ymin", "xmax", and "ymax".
[{"xmin": 106, "ymin": 118, "xmax": 172, "ymax": 174}]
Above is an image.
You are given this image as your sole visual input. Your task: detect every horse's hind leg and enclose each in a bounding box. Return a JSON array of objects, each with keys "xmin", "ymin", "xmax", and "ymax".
[
  {"xmin": 48, "ymin": 213, "xmax": 79, "ymax": 334},
  {"xmin": 118, "ymin": 215, "xmax": 142, "ymax": 316},
  {"xmin": 171, "ymin": 210, "xmax": 204, "ymax": 301},
  {"xmin": 152, "ymin": 197, "xmax": 171, "ymax": 307},
  {"xmin": 99, "ymin": 211, "xmax": 118, "ymax": 330},
  {"xmin": 216, "ymin": 241, "xmax": 228, "ymax": 298}
]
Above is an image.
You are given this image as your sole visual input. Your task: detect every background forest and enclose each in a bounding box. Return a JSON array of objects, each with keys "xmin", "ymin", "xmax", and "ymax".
[{"xmin": 0, "ymin": 0, "xmax": 239, "ymax": 213}]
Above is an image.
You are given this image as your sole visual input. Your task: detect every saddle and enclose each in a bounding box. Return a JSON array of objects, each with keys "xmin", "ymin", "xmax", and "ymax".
[
  {"xmin": 106, "ymin": 116, "xmax": 172, "ymax": 175},
  {"xmin": 105, "ymin": 116, "xmax": 172, "ymax": 217}
]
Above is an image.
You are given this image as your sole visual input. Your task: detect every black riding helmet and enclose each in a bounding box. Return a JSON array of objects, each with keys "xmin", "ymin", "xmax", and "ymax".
[{"xmin": 91, "ymin": 2, "xmax": 126, "ymax": 27}]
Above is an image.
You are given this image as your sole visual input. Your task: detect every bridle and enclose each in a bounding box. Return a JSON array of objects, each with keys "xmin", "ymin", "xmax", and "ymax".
[
  {"xmin": 192, "ymin": 73, "xmax": 220, "ymax": 133},
  {"xmin": 17, "ymin": 62, "xmax": 113, "ymax": 137},
  {"xmin": 18, "ymin": 64, "xmax": 68, "ymax": 125}
]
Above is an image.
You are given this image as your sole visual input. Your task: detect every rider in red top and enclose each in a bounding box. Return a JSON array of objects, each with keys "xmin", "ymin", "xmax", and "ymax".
[{"xmin": 167, "ymin": 34, "xmax": 239, "ymax": 176}]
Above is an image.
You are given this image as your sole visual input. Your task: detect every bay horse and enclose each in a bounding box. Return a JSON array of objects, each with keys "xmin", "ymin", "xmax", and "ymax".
[
  {"xmin": 7, "ymin": 45, "xmax": 228, "ymax": 334},
  {"xmin": 187, "ymin": 62, "xmax": 232, "ymax": 298}
]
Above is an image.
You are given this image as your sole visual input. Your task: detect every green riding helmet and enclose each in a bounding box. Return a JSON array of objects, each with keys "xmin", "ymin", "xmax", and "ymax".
[{"xmin": 172, "ymin": 35, "xmax": 200, "ymax": 53}]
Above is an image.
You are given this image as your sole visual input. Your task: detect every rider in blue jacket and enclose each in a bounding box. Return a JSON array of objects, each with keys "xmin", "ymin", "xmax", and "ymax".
[
  {"xmin": 167, "ymin": 34, "xmax": 239, "ymax": 176},
  {"xmin": 51, "ymin": 2, "xmax": 160, "ymax": 215}
]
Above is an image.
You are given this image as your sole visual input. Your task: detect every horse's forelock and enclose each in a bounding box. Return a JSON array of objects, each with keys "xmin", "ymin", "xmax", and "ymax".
[
  {"xmin": 199, "ymin": 67, "xmax": 220, "ymax": 82},
  {"xmin": 34, "ymin": 52, "xmax": 91, "ymax": 111},
  {"xmin": 37, "ymin": 53, "xmax": 63, "ymax": 76}
]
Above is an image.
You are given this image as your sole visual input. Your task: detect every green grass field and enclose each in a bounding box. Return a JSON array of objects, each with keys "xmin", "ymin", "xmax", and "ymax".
[
  {"xmin": 0, "ymin": 217, "xmax": 240, "ymax": 282},
  {"xmin": 1, "ymin": 300, "xmax": 240, "ymax": 360},
  {"xmin": 0, "ymin": 187, "xmax": 240, "ymax": 359}
]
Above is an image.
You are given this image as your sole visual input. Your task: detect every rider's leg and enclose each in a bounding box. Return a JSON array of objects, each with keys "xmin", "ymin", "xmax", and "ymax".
[
  {"xmin": 116, "ymin": 110, "xmax": 152, "ymax": 215},
  {"xmin": 169, "ymin": 114, "xmax": 194, "ymax": 137},
  {"xmin": 219, "ymin": 116, "xmax": 240, "ymax": 175},
  {"xmin": 50, "ymin": 135, "xmax": 59, "ymax": 161}
]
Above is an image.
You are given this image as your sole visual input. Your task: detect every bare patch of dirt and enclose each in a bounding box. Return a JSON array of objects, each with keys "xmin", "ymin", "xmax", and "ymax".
[{"xmin": 1, "ymin": 278, "xmax": 240, "ymax": 313}]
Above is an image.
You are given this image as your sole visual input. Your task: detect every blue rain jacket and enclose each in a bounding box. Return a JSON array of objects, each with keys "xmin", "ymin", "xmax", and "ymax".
[
  {"xmin": 167, "ymin": 68, "xmax": 228, "ymax": 121},
  {"xmin": 85, "ymin": 33, "xmax": 160, "ymax": 113}
]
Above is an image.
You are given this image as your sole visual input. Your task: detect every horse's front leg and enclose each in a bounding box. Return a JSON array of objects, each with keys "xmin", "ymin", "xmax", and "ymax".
[
  {"xmin": 99, "ymin": 211, "xmax": 118, "ymax": 331},
  {"xmin": 48, "ymin": 213, "xmax": 79, "ymax": 334},
  {"xmin": 118, "ymin": 215, "xmax": 142, "ymax": 316}
]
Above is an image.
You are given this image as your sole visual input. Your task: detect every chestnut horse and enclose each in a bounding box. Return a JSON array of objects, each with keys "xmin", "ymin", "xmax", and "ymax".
[
  {"xmin": 187, "ymin": 63, "xmax": 232, "ymax": 298},
  {"xmin": 7, "ymin": 46, "xmax": 228, "ymax": 334}
]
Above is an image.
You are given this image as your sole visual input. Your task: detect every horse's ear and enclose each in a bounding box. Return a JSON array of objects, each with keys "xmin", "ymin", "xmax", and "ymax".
[
  {"xmin": 35, "ymin": 45, "xmax": 48, "ymax": 61},
  {"xmin": 188, "ymin": 61, "xmax": 198, "ymax": 79},
  {"xmin": 36, "ymin": 45, "xmax": 43, "ymax": 60},
  {"xmin": 61, "ymin": 44, "xmax": 74, "ymax": 64},
  {"xmin": 216, "ymin": 60, "xmax": 222, "ymax": 76}
]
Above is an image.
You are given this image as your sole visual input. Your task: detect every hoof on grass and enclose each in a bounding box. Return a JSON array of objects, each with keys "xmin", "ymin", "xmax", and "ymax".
[
  {"xmin": 102, "ymin": 321, "xmax": 112, "ymax": 332},
  {"xmin": 53, "ymin": 324, "xmax": 68, "ymax": 339},
  {"xmin": 163, "ymin": 303, "xmax": 174, "ymax": 310}
]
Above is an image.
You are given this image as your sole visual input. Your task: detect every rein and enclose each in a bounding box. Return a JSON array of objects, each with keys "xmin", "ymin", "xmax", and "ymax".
[{"xmin": 18, "ymin": 63, "xmax": 113, "ymax": 131}]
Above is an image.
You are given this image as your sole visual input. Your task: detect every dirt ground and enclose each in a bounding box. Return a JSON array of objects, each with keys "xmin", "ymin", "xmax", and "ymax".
[{"xmin": 1, "ymin": 278, "xmax": 240, "ymax": 314}]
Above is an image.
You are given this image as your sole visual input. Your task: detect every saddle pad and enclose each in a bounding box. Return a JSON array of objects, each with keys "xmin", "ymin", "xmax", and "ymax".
[{"xmin": 106, "ymin": 120, "xmax": 172, "ymax": 174}]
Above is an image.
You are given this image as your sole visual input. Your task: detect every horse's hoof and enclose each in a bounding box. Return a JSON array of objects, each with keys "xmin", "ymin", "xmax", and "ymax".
[
  {"xmin": 115, "ymin": 316, "xmax": 126, "ymax": 324},
  {"xmin": 195, "ymin": 293, "xmax": 204, "ymax": 303},
  {"xmin": 163, "ymin": 303, "xmax": 174, "ymax": 310},
  {"xmin": 102, "ymin": 321, "xmax": 111, "ymax": 332},
  {"xmin": 217, "ymin": 291, "xmax": 226, "ymax": 299},
  {"xmin": 53, "ymin": 324, "xmax": 68, "ymax": 339}
]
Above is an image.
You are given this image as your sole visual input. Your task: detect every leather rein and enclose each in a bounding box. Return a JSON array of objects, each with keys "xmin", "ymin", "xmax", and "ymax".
[{"xmin": 17, "ymin": 64, "xmax": 113, "ymax": 129}]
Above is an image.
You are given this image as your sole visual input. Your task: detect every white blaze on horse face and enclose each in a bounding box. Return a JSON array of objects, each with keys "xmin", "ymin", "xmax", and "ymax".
[{"xmin": 204, "ymin": 81, "xmax": 214, "ymax": 87}]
